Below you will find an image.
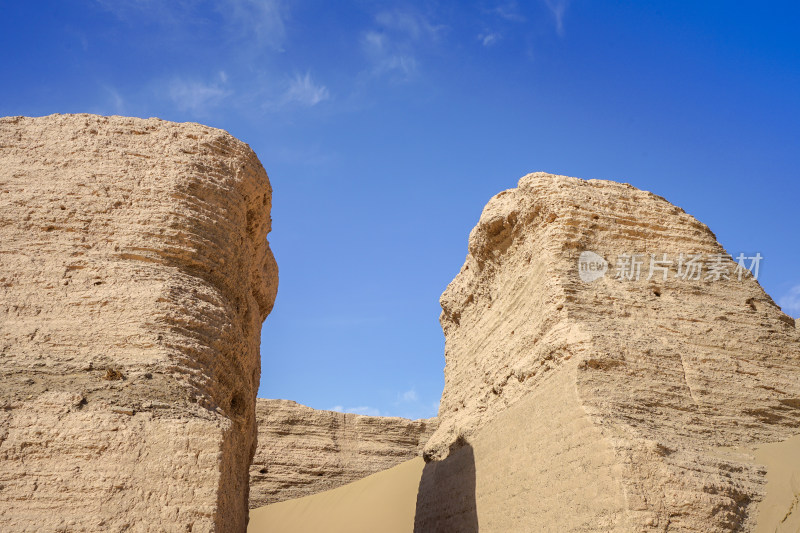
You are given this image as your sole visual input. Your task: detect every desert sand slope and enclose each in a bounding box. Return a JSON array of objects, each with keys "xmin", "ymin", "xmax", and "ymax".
[
  {"xmin": 415, "ymin": 363, "xmax": 627, "ymax": 532},
  {"xmin": 245, "ymin": 413, "xmax": 799, "ymax": 533},
  {"xmin": 250, "ymin": 399, "xmax": 436, "ymax": 507},
  {"xmin": 751, "ymin": 434, "xmax": 800, "ymax": 533},
  {"xmin": 420, "ymin": 172, "xmax": 800, "ymax": 531},
  {"xmin": 0, "ymin": 114, "xmax": 278, "ymax": 532},
  {"xmin": 248, "ymin": 457, "xmax": 425, "ymax": 533}
]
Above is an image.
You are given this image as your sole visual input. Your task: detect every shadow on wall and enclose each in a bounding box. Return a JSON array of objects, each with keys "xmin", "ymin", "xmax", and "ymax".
[{"xmin": 413, "ymin": 437, "xmax": 478, "ymax": 532}]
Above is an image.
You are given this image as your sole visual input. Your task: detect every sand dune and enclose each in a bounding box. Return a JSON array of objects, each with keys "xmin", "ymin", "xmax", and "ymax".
[
  {"xmin": 248, "ymin": 457, "xmax": 424, "ymax": 533},
  {"xmin": 752, "ymin": 433, "xmax": 800, "ymax": 533},
  {"xmin": 248, "ymin": 429, "xmax": 800, "ymax": 533}
]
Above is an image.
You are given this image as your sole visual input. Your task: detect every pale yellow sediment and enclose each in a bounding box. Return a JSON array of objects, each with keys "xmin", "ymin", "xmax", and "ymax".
[
  {"xmin": 248, "ymin": 456, "xmax": 425, "ymax": 533},
  {"xmin": 751, "ymin": 434, "xmax": 800, "ymax": 533}
]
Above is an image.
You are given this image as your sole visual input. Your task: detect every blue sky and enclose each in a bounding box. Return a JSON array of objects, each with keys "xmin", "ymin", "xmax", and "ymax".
[{"xmin": 2, "ymin": 1, "xmax": 798, "ymax": 419}]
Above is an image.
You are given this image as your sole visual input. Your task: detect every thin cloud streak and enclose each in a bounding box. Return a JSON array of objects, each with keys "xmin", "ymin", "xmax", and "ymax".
[
  {"xmin": 360, "ymin": 8, "xmax": 442, "ymax": 80},
  {"xmin": 543, "ymin": 0, "xmax": 569, "ymax": 36},
  {"xmin": 104, "ymin": 86, "xmax": 126, "ymax": 114},
  {"xmin": 220, "ymin": 0, "xmax": 287, "ymax": 51},
  {"xmin": 479, "ymin": 32, "xmax": 501, "ymax": 46},
  {"xmin": 167, "ymin": 73, "xmax": 231, "ymax": 114},
  {"xmin": 95, "ymin": 0, "xmax": 289, "ymax": 52},
  {"xmin": 283, "ymin": 72, "xmax": 330, "ymax": 107},
  {"xmin": 491, "ymin": 1, "xmax": 526, "ymax": 22},
  {"xmin": 400, "ymin": 388, "xmax": 418, "ymax": 402},
  {"xmin": 361, "ymin": 30, "xmax": 418, "ymax": 78}
]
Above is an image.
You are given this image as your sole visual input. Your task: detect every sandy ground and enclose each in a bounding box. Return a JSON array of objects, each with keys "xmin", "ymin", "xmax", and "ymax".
[
  {"xmin": 247, "ymin": 457, "xmax": 424, "ymax": 533},
  {"xmin": 752, "ymin": 433, "xmax": 800, "ymax": 532},
  {"xmin": 247, "ymin": 433, "xmax": 800, "ymax": 532}
]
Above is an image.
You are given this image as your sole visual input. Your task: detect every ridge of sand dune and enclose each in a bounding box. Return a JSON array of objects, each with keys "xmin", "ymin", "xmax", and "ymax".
[{"xmin": 248, "ymin": 457, "xmax": 425, "ymax": 533}]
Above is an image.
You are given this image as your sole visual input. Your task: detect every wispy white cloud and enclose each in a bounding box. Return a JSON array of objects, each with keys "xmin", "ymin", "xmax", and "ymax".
[
  {"xmin": 361, "ymin": 8, "xmax": 442, "ymax": 80},
  {"xmin": 391, "ymin": 387, "xmax": 439, "ymax": 419},
  {"xmin": 104, "ymin": 86, "xmax": 126, "ymax": 114},
  {"xmin": 399, "ymin": 388, "xmax": 418, "ymax": 403},
  {"xmin": 361, "ymin": 30, "xmax": 417, "ymax": 78},
  {"xmin": 219, "ymin": 0, "xmax": 287, "ymax": 51},
  {"xmin": 167, "ymin": 72, "xmax": 231, "ymax": 114},
  {"xmin": 779, "ymin": 284, "xmax": 800, "ymax": 317},
  {"xmin": 478, "ymin": 32, "xmax": 501, "ymax": 47},
  {"xmin": 491, "ymin": 1, "xmax": 526, "ymax": 22},
  {"xmin": 348, "ymin": 406, "xmax": 382, "ymax": 416},
  {"xmin": 95, "ymin": 0, "xmax": 289, "ymax": 52},
  {"xmin": 89, "ymin": 84, "xmax": 128, "ymax": 116},
  {"xmin": 374, "ymin": 10, "xmax": 440, "ymax": 40},
  {"xmin": 330, "ymin": 405, "xmax": 382, "ymax": 417},
  {"xmin": 329, "ymin": 389, "xmax": 438, "ymax": 420},
  {"xmin": 543, "ymin": 0, "xmax": 569, "ymax": 36},
  {"xmin": 283, "ymin": 72, "xmax": 330, "ymax": 107}
]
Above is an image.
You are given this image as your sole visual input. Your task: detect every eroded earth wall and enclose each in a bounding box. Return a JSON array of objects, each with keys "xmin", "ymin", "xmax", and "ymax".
[
  {"xmin": 0, "ymin": 114, "xmax": 278, "ymax": 532},
  {"xmin": 250, "ymin": 399, "xmax": 436, "ymax": 508},
  {"xmin": 418, "ymin": 172, "xmax": 800, "ymax": 532}
]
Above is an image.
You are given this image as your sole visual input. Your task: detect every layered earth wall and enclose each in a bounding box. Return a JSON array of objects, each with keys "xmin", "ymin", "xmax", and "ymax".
[
  {"xmin": 250, "ymin": 399, "xmax": 436, "ymax": 508},
  {"xmin": 0, "ymin": 114, "xmax": 278, "ymax": 532},
  {"xmin": 418, "ymin": 172, "xmax": 800, "ymax": 532}
]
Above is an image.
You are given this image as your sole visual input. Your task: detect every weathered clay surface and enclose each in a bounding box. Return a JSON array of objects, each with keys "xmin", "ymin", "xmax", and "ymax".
[
  {"xmin": 0, "ymin": 114, "xmax": 277, "ymax": 532},
  {"xmin": 419, "ymin": 172, "xmax": 800, "ymax": 532},
  {"xmin": 250, "ymin": 399, "xmax": 436, "ymax": 507}
]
